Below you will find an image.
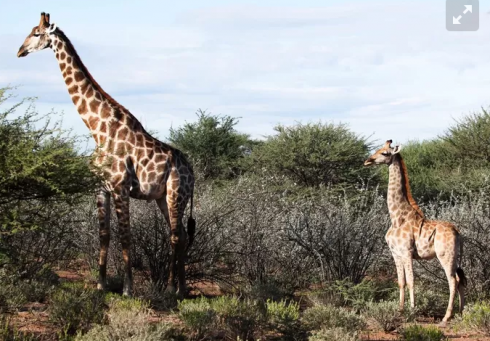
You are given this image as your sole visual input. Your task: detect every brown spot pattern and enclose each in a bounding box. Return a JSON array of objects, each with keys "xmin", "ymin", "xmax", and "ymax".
[
  {"xmin": 88, "ymin": 116, "xmax": 98, "ymax": 130},
  {"xmin": 74, "ymin": 71, "xmax": 84, "ymax": 82},
  {"xmin": 89, "ymin": 100, "xmax": 101, "ymax": 113},
  {"xmin": 101, "ymin": 102, "xmax": 111, "ymax": 119},
  {"xmin": 86, "ymin": 87, "xmax": 94, "ymax": 98},
  {"xmin": 68, "ymin": 84, "xmax": 78, "ymax": 94},
  {"xmin": 78, "ymin": 99, "xmax": 88, "ymax": 114}
]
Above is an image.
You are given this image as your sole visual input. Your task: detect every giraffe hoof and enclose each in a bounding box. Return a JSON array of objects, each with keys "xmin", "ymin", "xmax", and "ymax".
[
  {"xmin": 97, "ymin": 283, "xmax": 106, "ymax": 291},
  {"xmin": 438, "ymin": 320, "xmax": 448, "ymax": 328}
]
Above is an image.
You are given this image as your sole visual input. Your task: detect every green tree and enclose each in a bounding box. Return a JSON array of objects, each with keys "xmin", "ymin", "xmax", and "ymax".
[
  {"xmin": 443, "ymin": 108, "xmax": 490, "ymax": 166},
  {"xmin": 168, "ymin": 110, "xmax": 257, "ymax": 180},
  {"xmin": 0, "ymin": 87, "xmax": 100, "ymax": 276},
  {"xmin": 384, "ymin": 108, "xmax": 490, "ymax": 203},
  {"xmin": 381, "ymin": 139, "xmax": 456, "ymax": 202},
  {"xmin": 251, "ymin": 122, "xmax": 373, "ymax": 188}
]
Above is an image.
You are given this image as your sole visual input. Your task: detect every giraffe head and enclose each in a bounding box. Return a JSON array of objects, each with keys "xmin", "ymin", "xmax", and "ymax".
[
  {"xmin": 17, "ymin": 12, "xmax": 57, "ymax": 58},
  {"xmin": 364, "ymin": 139, "xmax": 402, "ymax": 166}
]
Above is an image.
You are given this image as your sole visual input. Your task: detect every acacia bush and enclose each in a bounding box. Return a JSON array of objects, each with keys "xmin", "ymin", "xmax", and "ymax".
[
  {"xmin": 302, "ymin": 304, "xmax": 366, "ymax": 332},
  {"xmin": 399, "ymin": 325, "xmax": 447, "ymax": 341},
  {"xmin": 363, "ymin": 300, "xmax": 417, "ymax": 332},
  {"xmin": 49, "ymin": 282, "xmax": 105, "ymax": 336},
  {"xmin": 0, "ymin": 88, "xmax": 99, "ymax": 281},
  {"xmin": 75, "ymin": 171, "xmax": 391, "ymax": 297},
  {"xmin": 392, "ymin": 108, "xmax": 490, "ymax": 203},
  {"xmin": 178, "ymin": 296, "xmax": 263, "ymax": 341},
  {"xmin": 456, "ymin": 301, "xmax": 490, "ymax": 336},
  {"xmin": 75, "ymin": 295, "xmax": 182, "ymax": 340},
  {"xmin": 308, "ymin": 327, "xmax": 359, "ymax": 341},
  {"xmin": 168, "ymin": 110, "xmax": 257, "ymax": 181},
  {"xmin": 285, "ymin": 189, "xmax": 389, "ymax": 284},
  {"xmin": 389, "ymin": 139, "xmax": 490, "ymax": 203},
  {"xmin": 251, "ymin": 121, "xmax": 375, "ymax": 188}
]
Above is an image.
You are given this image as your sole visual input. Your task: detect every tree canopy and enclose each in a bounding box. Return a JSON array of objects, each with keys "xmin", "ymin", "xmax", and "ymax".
[
  {"xmin": 250, "ymin": 122, "xmax": 373, "ymax": 188},
  {"xmin": 168, "ymin": 109, "xmax": 258, "ymax": 180},
  {"xmin": 0, "ymin": 88, "xmax": 100, "ymax": 232}
]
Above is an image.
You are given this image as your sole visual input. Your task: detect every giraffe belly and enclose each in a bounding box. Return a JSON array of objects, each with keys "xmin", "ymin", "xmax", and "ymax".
[
  {"xmin": 414, "ymin": 242, "xmax": 436, "ymax": 260},
  {"xmin": 129, "ymin": 181, "xmax": 165, "ymax": 200},
  {"xmin": 128, "ymin": 161, "xmax": 166, "ymax": 200}
]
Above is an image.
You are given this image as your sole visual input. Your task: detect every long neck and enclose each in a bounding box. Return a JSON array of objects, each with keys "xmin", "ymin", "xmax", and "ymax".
[
  {"xmin": 387, "ymin": 154, "xmax": 424, "ymax": 227},
  {"xmin": 50, "ymin": 29, "xmax": 145, "ymax": 150}
]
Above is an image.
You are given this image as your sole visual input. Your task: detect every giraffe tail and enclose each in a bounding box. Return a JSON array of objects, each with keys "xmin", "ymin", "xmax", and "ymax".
[
  {"xmin": 456, "ymin": 268, "xmax": 467, "ymax": 288},
  {"xmin": 186, "ymin": 191, "xmax": 196, "ymax": 250},
  {"xmin": 457, "ymin": 235, "xmax": 467, "ymax": 288}
]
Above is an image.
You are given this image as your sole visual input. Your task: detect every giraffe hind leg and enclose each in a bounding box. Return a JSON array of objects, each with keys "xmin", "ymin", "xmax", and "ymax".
[
  {"xmin": 436, "ymin": 238, "xmax": 459, "ymax": 325},
  {"xmin": 156, "ymin": 197, "xmax": 176, "ymax": 293},
  {"xmin": 113, "ymin": 192, "xmax": 133, "ymax": 297},
  {"xmin": 97, "ymin": 189, "xmax": 111, "ymax": 291},
  {"xmin": 166, "ymin": 197, "xmax": 187, "ymax": 297}
]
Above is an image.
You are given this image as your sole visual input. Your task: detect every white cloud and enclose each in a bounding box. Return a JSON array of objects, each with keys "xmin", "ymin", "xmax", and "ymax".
[{"xmin": 2, "ymin": 1, "xmax": 490, "ymax": 147}]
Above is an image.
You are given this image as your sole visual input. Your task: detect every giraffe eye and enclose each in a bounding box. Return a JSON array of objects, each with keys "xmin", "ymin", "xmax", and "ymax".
[
  {"xmin": 381, "ymin": 152, "xmax": 390, "ymax": 156},
  {"xmin": 33, "ymin": 33, "xmax": 40, "ymax": 37}
]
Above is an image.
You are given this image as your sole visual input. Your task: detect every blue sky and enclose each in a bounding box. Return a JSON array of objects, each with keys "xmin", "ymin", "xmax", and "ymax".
[{"xmin": 1, "ymin": 0, "xmax": 490, "ymax": 147}]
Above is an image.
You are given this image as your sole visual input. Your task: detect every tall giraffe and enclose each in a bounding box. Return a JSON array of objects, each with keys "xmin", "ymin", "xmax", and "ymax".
[
  {"xmin": 364, "ymin": 140, "xmax": 466, "ymax": 325},
  {"xmin": 17, "ymin": 13, "xmax": 196, "ymax": 297}
]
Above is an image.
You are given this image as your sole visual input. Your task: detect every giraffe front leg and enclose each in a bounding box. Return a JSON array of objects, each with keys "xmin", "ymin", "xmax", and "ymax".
[
  {"xmin": 393, "ymin": 255, "xmax": 406, "ymax": 311},
  {"xmin": 402, "ymin": 256, "xmax": 415, "ymax": 310},
  {"xmin": 113, "ymin": 192, "xmax": 133, "ymax": 297},
  {"xmin": 97, "ymin": 189, "xmax": 111, "ymax": 291}
]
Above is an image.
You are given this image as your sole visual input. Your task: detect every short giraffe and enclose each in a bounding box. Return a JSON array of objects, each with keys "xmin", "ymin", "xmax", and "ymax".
[
  {"xmin": 17, "ymin": 12, "xmax": 196, "ymax": 297},
  {"xmin": 364, "ymin": 140, "xmax": 466, "ymax": 326}
]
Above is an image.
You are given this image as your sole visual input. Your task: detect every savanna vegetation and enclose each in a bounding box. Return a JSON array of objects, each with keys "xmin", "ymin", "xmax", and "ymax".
[{"xmin": 2, "ymin": 86, "xmax": 490, "ymax": 340}]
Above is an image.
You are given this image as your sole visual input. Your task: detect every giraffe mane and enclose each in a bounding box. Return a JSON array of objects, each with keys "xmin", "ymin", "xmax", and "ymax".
[
  {"xmin": 54, "ymin": 28, "xmax": 153, "ymax": 138},
  {"xmin": 396, "ymin": 154, "xmax": 424, "ymax": 218}
]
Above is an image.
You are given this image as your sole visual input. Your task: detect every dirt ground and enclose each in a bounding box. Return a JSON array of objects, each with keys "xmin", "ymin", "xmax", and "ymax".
[{"xmin": 4, "ymin": 267, "xmax": 489, "ymax": 340}]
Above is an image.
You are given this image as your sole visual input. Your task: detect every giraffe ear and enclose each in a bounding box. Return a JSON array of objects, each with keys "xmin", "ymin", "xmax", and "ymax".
[
  {"xmin": 393, "ymin": 144, "xmax": 402, "ymax": 154},
  {"xmin": 48, "ymin": 23, "xmax": 57, "ymax": 33}
]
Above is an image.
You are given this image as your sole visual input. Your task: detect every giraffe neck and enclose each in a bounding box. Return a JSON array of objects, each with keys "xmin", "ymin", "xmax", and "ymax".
[
  {"xmin": 50, "ymin": 29, "xmax": 145, "ymax": 150},
  {"xmin": 387, "ymin": 154, "xmax": 424, "ymax": 227}
]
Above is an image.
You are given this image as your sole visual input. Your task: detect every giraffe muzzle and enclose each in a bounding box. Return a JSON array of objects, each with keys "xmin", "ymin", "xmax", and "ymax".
[{"xmin": 17, "ymin": 46, "xmax": 29, "ymax": 58}]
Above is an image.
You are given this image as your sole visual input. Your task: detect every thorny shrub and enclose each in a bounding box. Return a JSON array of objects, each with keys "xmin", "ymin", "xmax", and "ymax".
[
  {"xmin": 302, "ymin": 304, "xmax": 366, "ymax": 333},
  {"xmin": 399, "ymin": 324, "xmax": 447, "ymax": 341},
  {"xmin": 363, "ymin": 300, "xmax": 417, "ymax": 332}
]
